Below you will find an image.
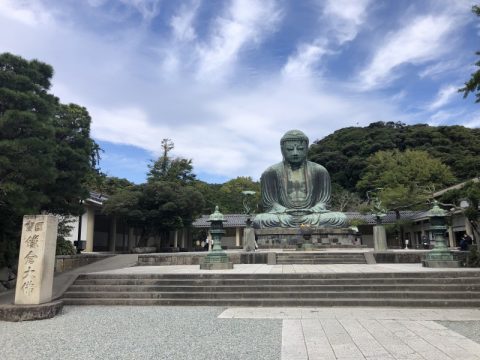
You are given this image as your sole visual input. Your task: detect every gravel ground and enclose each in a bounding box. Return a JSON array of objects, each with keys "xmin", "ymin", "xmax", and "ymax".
[
  {"xmin": 0, "ymin": 306, "xmax": 282, "ymax": 360},
  {"xmin": 437, "ymin": 320, "xmax": 480, "ymax": 344}
]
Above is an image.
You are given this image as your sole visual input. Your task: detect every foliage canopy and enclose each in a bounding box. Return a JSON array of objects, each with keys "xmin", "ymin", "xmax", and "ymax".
[{"xmin": 0, "ymin": 53, "xmax": 99, "ymax": 267}]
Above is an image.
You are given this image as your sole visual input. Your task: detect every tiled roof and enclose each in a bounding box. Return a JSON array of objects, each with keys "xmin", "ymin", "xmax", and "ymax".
[
  {"xmin": 192, "ymin": 211, "xmax": 425, "ymax": 228},
  {"xmin": 86, "ymin": 191, "xmax": 109, "ymax": 205}
]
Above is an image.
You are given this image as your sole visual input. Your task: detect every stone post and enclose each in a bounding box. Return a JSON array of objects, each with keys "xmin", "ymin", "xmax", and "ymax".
[
  {"xmin": 15, "ymin": 215, "xmax": 58, "ymax": 305},
  {"xmin": 373, "ymin": 225, "xmax": 387, "ymax": 251}
]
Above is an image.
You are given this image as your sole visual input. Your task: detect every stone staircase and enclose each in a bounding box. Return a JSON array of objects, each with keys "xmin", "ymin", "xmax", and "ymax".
[
  {"xmin": 275, "ymin": 252, "xmax": 367, "ymax": 264},
  {"xmin": 63, "ymin": 271, "xmax": 480, "ymax": 307}
]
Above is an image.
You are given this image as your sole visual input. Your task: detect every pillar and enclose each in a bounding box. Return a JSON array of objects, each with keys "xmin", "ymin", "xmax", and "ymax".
[
  {"xmin": 466, "ymin": 218, "xmax": 474, "ymax": 237},
  {"xmin": 85, "ymin": 206, "xmax": 95, "ymax": 252},
  {"xmin": 174, "ymin": 230, "xmax": 178, "ymax": 248},
  {"xmin": 448, "ymin": 226, "xmax": 455, "ymax": 248},
  {"xmin": 181, "ymin": 229, "xmax": 186, "ymax": 249},
  {"xmin": 128, "ymin": 227, "xmax": 135, "ymax": 251},
  {"xmin": 108, "ymin": 216, "xmax": 117, "ymax": 252},
  {"xmin": 235, "ymin": 227, "xmax": 241, "ymax": 247},
  {"xmin": 208, "ymin": 231, "xmax": 212, "ymax": 251}
]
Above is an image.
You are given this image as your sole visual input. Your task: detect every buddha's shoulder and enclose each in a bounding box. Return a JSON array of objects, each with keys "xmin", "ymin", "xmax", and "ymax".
[
  {"xmin": 261, "ymin": 162, "xmax": 284, "ymax": 176},
  {"xmin": 306, "ymin": 161, "xmax": 328, "ymax": 173}
]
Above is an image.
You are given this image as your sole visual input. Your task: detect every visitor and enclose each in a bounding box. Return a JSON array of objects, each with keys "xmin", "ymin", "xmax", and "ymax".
[
  {"xmin": 204, "ymin": 238, "xmax": 209, "ymax": 251},
  {"xmin": 465, "ymin": 234, "xmax": 473, "ymax": 247},
  {"xmin": 460, "ymin": 235, "xmax": 468, "ymax": 251},
  {"xmin": 422, "ymin": 235, "xmax": 429, "ymax": 249}
]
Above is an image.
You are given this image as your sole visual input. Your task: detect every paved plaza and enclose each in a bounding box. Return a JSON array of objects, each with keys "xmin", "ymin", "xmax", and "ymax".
[
  {"xmin": 2, "ymin": 258, "xmax": 480, "ymax": 359},
  {"xmin": 92, "ymin": 263, "xmax": 480, "ymax": 275},
  {"xmin": 1, "ymin": 305, "xmax": 480, "ymax": 359}
]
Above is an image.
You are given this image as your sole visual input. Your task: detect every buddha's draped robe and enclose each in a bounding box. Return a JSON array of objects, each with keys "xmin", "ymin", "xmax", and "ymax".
[{"xmin": 253, "ymin": 161, "xmax": 347, "ymax": 228}]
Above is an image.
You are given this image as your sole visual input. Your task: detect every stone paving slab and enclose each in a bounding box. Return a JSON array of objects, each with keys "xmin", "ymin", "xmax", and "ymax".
[
  {"xmin": 219, "ymin": 307, "xmax": 480, "ymax": 360},
  {"xmin": 92, "ymin": 263, "xmax": 480, "ymax": 275}
]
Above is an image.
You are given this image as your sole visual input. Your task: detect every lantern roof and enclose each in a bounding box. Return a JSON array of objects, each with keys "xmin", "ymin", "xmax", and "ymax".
[
  {"xmin": 208, "ymin": 206, "xmax": 226, "ymax": 222},
  {"xmin": 424, "ymin": 200, "xmax": 448, "ymax": 218}
]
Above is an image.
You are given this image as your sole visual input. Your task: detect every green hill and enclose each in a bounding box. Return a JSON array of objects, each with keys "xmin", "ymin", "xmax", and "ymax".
[{"xmin": 309, "ymin": 121, "xmax": 480, "ymax": 193}]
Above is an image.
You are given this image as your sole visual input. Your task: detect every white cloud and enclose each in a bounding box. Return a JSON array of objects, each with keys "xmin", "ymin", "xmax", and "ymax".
[
  {"xmin": 322, "ymin": 0, "xmax": 372, "ymax": 44},
  {"xmin": 0, "ymin": 0, "xmax": 53, "ymax": 26},
  {"xmin": 119, "ymin": 0, "xmax": 162, "ymax": 21},
  {"xmin": 418, "ymin": 60, "xmax": 462, "ymax": 79},
  {"xmin": 195, "ymin": 0, "xmax": 283, "ymax": 81},
  {"xmin": 427, "ymin": 85, "xmax": 458, "ymax": 111},
  {"xmin": 358, "ymin": 15, "xmax": 456, "ymax": 90},
  {"xmin": 281, "ymin": 0, "xmax": 371, "ymax": 80},
  {"xmin": 170, "ymin": 0, "xmax": 200, "ymax": 42},
  {"xmin": 282, "ymin": 41, "xmax": 328, "ymax": 78},
  {"xmin": 428, "ymin": 108, "xmax": 465, "ymax": 125}
]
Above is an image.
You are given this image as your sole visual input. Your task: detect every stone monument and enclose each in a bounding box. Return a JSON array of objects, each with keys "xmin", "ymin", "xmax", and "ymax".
[
  {"xmin": 15, "ymin": 215, "xmax": 58, "ymax": 305},
  {"xmin": 253, "ymin": 130, "xmax": 351, "ymax": 247}
]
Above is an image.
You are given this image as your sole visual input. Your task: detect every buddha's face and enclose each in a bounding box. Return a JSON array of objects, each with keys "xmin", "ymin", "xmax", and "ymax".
[{"xmin": 281, "ymin": 140, "xmax": 307, "ymax": 165}]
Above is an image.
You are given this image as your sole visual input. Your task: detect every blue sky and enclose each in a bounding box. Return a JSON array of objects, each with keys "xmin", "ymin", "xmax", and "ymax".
[{"xmin": 1, "ymin": 0, "xmax": 479, "ymax": 184}]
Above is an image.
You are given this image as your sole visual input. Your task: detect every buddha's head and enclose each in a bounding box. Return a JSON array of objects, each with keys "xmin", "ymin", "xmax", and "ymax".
[{"xmin": 280, "ymin": 129, "xmax": 309, "ymax": 166}]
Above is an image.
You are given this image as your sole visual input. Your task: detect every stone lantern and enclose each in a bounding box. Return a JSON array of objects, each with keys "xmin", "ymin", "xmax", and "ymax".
[
  {"xmin": 423, "ymin": 201, "xmax": 460, "ymax": 268},
  {"xmin": 200, "ymin": 206, "xmax": 233, "ymax": 270}
]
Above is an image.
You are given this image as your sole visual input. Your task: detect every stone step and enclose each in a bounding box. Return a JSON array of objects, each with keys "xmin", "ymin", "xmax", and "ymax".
[
  {"xmin": 62, "ymin": 297, "xmax": 480, "ymax": 307},
  {"xmin": 63, "ymin": 290, "xmax": 480, "ymax": 300},
  {"xmin": 276, "ymin": 261, "xmax": 366, "ymax": 264},
  {"xmin": 66, "ymin": 284, "xmax": 480, "ymax": 292},
  {"xmin": 76, "ymin": 271, "xmax": 480, "ymax": 280},
  {"xmin": 65, "ymin": 271, "xmax": 480, "ymax": 307},
  {"xmin": 72, "ymin": 277, "xmax": 480, "ymax": 286}
]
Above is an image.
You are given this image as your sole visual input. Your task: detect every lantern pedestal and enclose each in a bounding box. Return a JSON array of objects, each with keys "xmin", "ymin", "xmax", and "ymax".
[{"xmin": 200, "ymin": 253, "xmax": 233, "ymax": 270}]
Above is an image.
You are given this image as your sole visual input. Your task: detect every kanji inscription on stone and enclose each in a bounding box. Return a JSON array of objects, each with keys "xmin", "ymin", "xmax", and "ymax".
[{"xmin": 15, "ymin": 215, "xmax": 58, "ymax": 305}]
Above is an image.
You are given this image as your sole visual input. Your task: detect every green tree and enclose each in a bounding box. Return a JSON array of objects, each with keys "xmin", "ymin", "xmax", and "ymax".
[
  {"xmin": 441, "ymin": 180, "xmax": 480, "ymax": 241},
  {"xmin": 104, "ymin": 139, "xmax": 205, "ymax": 247},
  {"xmin": 357, "ymin": 149, "xmax": 455, "ymax": 207},
  {"xmin": 459, "ymin": 5, "xmax": 480, "ymax": 102},
  {"xmin": 357, "ymin": 150, "xmax": 455, "ymax": 244},
  {"xmin": 0, "ymin": 53, "xmax": 99, "ymax": 267},
  {"xmin": 216, "ymin": 177, "xmax": 260, "ymax": 214},
  {"xmin": 330, "ymin": 184, "xmax": 364, "ymax": 212},
  {"xmin": 147, "ymin": 138, "xmax": 196, "ymax": 184},
  {"xmin": 86, "ymin": 172, "xmax": 134, "ymax": 196}
]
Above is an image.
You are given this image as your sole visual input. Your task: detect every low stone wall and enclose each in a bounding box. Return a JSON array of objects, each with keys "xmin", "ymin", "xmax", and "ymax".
[
  {"xmin": 55, "ymin": 254, "xmax": 112, "ymax": 273},
  {"xmin": 373, "ymin": 251, "xmax": 428, "ymax": 263},
  {"xmin": 373, "ymin": 251, "xmax": 468, "ymax": 264},
  {"xmin": 138, "ymin": 252, "xmax": 268, "ymax": 266},
  {"xmin": 138, "ymin": 250, "xmax": 471, "ymax": 266}
]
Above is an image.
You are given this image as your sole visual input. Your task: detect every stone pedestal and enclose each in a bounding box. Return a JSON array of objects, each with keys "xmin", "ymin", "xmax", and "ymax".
[
  {"xmin": 15, "ymin": 215, "xmax": 58, "ymax": 305},
  {"xmin": 199, "ymin": 252, "xmax": 233, "ymax": 270},
  {"xmin": 373, "ymin": 226, "xmax": 387, "ymax": 251},
  {"xmin": 255, "ymin": 227, "xmax": 357, "ymax": 248},
  {"xmin": 243, "ymin": 227, "xmax": 256, "ymax": 252}
]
